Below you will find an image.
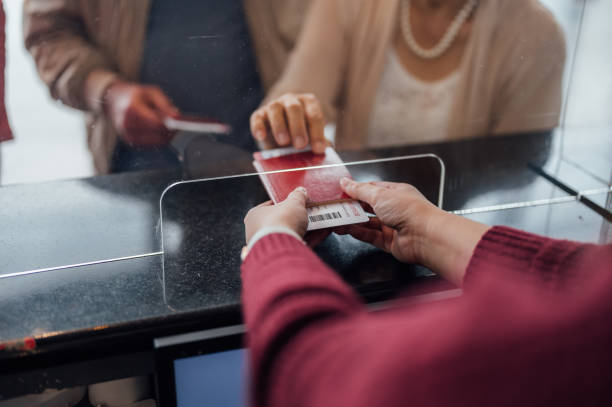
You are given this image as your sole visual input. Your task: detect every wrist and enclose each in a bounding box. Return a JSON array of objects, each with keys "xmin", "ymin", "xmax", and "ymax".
[
  {"xmin": 421, "ymin": 211, "xmax": 490, "ymax": 286},
  {"xmin": 412, "ymin": 205, "xmax": 447, "ymax": 267},
  {"xmin": 84, "ymin": 69, "xmax": 122, "ymax": 114},
  {"xmin": 242, "ymin": 225, "xmax": 305, "ymax": 261}
]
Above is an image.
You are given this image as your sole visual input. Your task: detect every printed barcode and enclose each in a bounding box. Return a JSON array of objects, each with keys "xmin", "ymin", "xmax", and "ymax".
[{"xmin": 309, "ymin": 212, "xmax": 342, "ymax": 223}]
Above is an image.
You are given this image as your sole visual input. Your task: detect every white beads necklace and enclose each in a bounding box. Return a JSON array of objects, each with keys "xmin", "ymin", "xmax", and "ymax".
[{"xmin": 401, "ymin": 0, "xmax": 478, "ymax": 59}]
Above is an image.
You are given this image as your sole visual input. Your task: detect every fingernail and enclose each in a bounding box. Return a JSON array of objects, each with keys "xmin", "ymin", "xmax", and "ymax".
[
  {"xmin": 255, "ymin": 130, "xmax": 265, "ymax": 141},
  {"xmin": 295, "ymin": 186, "xmax": 307, "ymax": 195},
  {"xmin": 313, "ymin": 141, "xmax": 325, "ymax": 153},
  {"xmin": 278, "ymin": 132, "xmax": 290, "ymax": 144},
  {"xmin": 340, "ymin": 177, "xmax": 351, "ymax": 188},
  {"xmin": 295, "ymin": 136, "xmax": 306, "ymax": 148}
]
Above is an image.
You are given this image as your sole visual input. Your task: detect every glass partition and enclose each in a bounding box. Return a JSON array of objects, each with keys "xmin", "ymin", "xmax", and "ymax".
[{"xmin": 159, "ymin": 154, "xmax": 445, "ymax": 310}]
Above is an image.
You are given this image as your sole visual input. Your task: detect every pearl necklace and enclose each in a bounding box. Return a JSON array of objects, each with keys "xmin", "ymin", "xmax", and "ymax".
[{"xmin": 401, "ymin": 0, "xmax": 478, "ymax": 59}]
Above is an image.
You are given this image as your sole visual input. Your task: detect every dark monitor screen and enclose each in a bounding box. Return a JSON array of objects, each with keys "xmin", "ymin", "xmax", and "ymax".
[
  {"xmin": 174, "ymin": 349, "xmax": 247, "ymax": 407},
  {"xmin": 155, "ymin": 326, "xmax": 246, "ymax": 407}
]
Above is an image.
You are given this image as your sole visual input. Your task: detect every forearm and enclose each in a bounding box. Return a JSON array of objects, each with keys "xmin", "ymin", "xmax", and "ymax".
[
  {"xmin": 241, "ymin": 233, "xmax": 364, "ymax": 406},
  {"xmin": 23, "ymin": 0, "xmax": 118, "ymax": 112},
  {"xmin": 463, "ymin": 226, "xmax": 609, "ymax": 290}
]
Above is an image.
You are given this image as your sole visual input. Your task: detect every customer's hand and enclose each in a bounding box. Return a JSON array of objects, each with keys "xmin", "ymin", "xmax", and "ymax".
[
  {"xmin": 250, "ymin": 93, "xmax": 328, "ymax": 154},
  {"xmin": 337, "ymin": 178, "xmax": 490, "ymax": 286},
  {"xmin": 244, "ymin": 187, "xmax": 309, "ymax": 245},
  {"xmin": 104, "ymin": 80, "xmax": 179, "ymax": 147}
]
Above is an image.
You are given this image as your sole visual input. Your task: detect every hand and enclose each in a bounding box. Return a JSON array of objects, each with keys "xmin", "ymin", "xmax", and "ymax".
[
  {"xmin": 337, "ymin": 178, "xmax": 490, "ymax": 286},
  {"xmin": 336, "ymin": 178, "xmax": 437, "ymax": 264},
  {"xmin": 244, "ymin": 187, "xmax": 309, "ymax": 245},
  {"xmin": 250, "ymin": 93, "xmax": 328, "ymax": 154},
  {"xmin": 104, "ymin": 80, "xmax": 179, "ymax": 147}
]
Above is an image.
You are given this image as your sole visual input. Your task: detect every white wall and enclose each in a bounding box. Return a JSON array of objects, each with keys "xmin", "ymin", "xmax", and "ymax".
[{"xmin": 0, "ymin": 1, "xmax": 93, "ymax": 186}]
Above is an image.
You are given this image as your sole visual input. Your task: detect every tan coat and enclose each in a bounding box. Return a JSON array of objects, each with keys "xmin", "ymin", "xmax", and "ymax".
[
  {"xmin": 267, "ymin": 0, "xmax": 566, "ymax": 150},
  {"xmin": 23, "ymin": 0, "xmax": 311, "ymax": 173}
]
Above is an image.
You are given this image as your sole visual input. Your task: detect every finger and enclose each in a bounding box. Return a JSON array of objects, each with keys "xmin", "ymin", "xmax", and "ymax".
[
  {"xmin": 304, "ymin": 229, "xmax": 331, "ymax": 247},
  {"xmin": 338, "ymin": 224, "xmax": 386, "ymax": 250},
  {"xmin": 124, "ymin": 104, "xmax": 168, "ymax": 145},
  {"xmin": 250, "ymin": 109, "xmax": 268, "ymax": 142},
  {"xmin": 254, "ymin": 200, "xmax": 274, "ymax": 208},
  {"xmin": 282, "ymin": 94, "xmax": 309, "ymax": 149},
  {"xmin": 283, "ymin": 186, "xmax": 308, "ymax": 208},
  {"xmin": 265, "ymin": 102, "xmax": 291, "ymax": 146},
  {"xmin": 359, "ymin": 217, "xmax": 384, "ymax": 230},
  {"xmin": 298, "ymin": 94, "xmax": 326, "ymax": 154},
  {"xmin": 369, "ymin": 181, "xmax": 406, "ymax": 190},
  {"xmin": 339, "ymin": 178, "xmax": 382, "ymax": 207},
  {"xmin": 146, "ymin": 87, "xmax": 179, "ymax": 118}
]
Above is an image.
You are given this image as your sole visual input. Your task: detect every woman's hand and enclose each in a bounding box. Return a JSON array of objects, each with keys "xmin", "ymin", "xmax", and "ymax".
[
  {"xmin": 104, "ymin": 80, "xmax": 179, "ymax": 147},
  {"xmin": 336, "ymin": 178, "xmax": 437, "ymax": 264},
  {"xmin": 250, "ymin": 93, "xmax": 328, "ymax": 154},
  {"xmin": 337, "ymin": 178, "xmax": 490, "ymax": 286},
  {"xmin": 244, "ymin": 187, "xmax": 309, "ymax": 245}
]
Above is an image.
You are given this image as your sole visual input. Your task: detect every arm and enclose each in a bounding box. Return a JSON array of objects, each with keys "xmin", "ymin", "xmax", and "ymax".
[
  {"xmin": 337, "ymin": 179, "xmax": 610, "ymax": 290},
  {"xmin": 250, "ymin": 0, "xmax": 350, "ymax": 153},
  {"xmin": 244, "ymin": 234, "xmax": 612, "ymax": 407},
  {"xmin": 464, "ymin": 226, "xmax": 612, "ymax": 291},
  {"xmin": 242, "ymin": 182, "xmax": 612, "ymax": 407},
  {"xmin": 241, "ymin": 234, "xmax": 364, "ymax": 407},
  {"xmin": 23, "ymin": 0, "xmax": 119, "ymax": 113},
  {"xmin": 492, "ymin": 5, "xmax": 566, "ymax": 134},
  {"xmin": 23, "ymin": 0, "xmax": 178, "ymax": 146}
]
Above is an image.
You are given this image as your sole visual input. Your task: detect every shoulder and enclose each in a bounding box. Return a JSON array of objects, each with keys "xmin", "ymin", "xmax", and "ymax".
[
  {"xmin": 492, "ymin": 0, "xmax": 565, "ymax": 50},
  {"xmin": 482, "ymin": 0, "xmax": 565, "ymax": 63},
  {"xmin": 322, "ymin": 0, "xmax": 393, "ymax": 30}
]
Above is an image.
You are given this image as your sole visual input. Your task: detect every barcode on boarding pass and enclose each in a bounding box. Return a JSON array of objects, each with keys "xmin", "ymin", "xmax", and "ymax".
[{"xmin": 309, "ymin": 212, "xmax": 342, "ymax": 223}]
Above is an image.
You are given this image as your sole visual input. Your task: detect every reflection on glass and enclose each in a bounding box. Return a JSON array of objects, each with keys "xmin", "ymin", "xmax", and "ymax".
[
  {"xmin": 256, "ymin": 0, "xmax": 566, "ymax": 152},
  {"xmin": 22, "ymin": 0, "xmax": 310, "ymax": 175}
]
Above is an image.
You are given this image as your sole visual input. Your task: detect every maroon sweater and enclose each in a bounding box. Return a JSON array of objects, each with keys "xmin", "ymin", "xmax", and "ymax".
[{"xmin": 241, "ymin": 226, "xmax": 612, "ymax": 407}]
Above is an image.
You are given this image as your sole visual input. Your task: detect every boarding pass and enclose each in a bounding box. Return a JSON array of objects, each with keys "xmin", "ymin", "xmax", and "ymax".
[{"xmin": 306, "ymin": 200, "xmax": 369, "ymax": 231}]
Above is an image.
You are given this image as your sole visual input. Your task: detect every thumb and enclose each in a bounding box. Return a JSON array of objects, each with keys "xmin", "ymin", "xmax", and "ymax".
[
  {"xmin": 146, "ymin": 87, "xmax": 180, "ymax": 118},
  {"xmin": 340, "ymin": 178, "xmax": 379, "ymax": 206},
  {"xmin": 284, "ymin": 186, "xmax": 308, "ymax": 208}
]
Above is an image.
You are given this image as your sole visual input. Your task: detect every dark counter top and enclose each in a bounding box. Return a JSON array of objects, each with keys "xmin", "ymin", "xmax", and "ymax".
[{"xmin": 0, "ymin": 130, "xmax": 610, "ymax": 398}]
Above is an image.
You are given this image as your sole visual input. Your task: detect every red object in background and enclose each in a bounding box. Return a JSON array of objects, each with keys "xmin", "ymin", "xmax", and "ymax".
[
  {"xmin": 0, "ymin": 0, "xmax": 12, "ymax": 142},
  {"xmin": 253, "ymin": 147, "xmax": 352, "ymax": 205}
]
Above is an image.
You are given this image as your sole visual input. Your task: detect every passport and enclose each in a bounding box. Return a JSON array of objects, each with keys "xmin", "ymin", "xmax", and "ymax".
[
  {"xmin": 252, "ymin": 146, "xmax": 352, "ymax": 206},
  {"xmin": 252, "ymin": 147, "xmax": 369, "ymax": 231}
]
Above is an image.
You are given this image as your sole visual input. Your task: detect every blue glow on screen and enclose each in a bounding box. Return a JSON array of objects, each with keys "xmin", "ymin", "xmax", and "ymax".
[{"xmin": 174, "ymin": 348, "xmax": 247, "ymax": 407}]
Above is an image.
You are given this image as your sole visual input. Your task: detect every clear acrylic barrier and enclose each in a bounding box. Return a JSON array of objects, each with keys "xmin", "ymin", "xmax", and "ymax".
[{"xmin": 159, "ymin": 154, "xmax": 445, "ymax": 311}]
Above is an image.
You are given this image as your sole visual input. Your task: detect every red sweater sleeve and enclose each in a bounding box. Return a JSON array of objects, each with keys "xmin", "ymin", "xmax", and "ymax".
[
  {"xmin": 241, "ymin": 233, "xmax": 365, "ymax": 407},
  {"xmin": 464, "ymin": 226, "xmax": 610, "ymax": 291},
  {"xmin": 242, "ymin": 231, "xmax": 612, "ymax": 407}
]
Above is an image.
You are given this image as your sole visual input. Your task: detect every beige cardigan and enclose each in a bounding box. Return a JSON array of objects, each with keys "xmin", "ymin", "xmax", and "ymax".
[
  {"xmin": 268, "ymin": 0, "xmax": 566, "ymax": 150},
  {"xmin": 23, "ymin": 0, "xmax": 310, "ymax": 173}
]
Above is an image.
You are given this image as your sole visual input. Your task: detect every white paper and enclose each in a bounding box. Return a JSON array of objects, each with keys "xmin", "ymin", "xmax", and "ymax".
[
  {"xmin": 164, "ymin": 117, "xmax": 231, "ymax": 135},
  {"xmin": 306, "ymin": 200, "xmax": 369, "ymax": 231}
]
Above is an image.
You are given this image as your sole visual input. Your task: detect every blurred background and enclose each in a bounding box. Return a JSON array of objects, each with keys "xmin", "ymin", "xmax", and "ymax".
[{"xmin": 0, "ymin": 0, "xmax": 611, "ymax": 185}]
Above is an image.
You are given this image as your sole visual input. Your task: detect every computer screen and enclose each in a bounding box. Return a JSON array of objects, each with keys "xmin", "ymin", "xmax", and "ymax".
[{"xmin": 173, "ymin": 348, "xmax": 248, "ymax": 407}]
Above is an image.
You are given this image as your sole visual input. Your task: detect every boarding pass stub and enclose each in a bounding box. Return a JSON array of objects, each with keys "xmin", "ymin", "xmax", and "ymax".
[{"xmin": 306, "ymin": 200, "xmax": 369, "ymax": 231}]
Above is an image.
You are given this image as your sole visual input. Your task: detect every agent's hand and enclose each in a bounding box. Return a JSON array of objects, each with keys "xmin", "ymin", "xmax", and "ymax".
[
  {"xmin": 337, "ymin": 178, "xmax": 490, "ymax": 286},
  {"xmin": 250, "ymin": 93, "xmax": 327, "ymax": 154},
  {"xmin": 104, "ymin": 80, "xmax": 179, "ymax": 147},
  {"xmin": 244, "ymin": 187, "xmax": 309, "ymax": 245},
  {"xmin": 336, "ymin": 178, "xmax": 437, "ymax": 264}
]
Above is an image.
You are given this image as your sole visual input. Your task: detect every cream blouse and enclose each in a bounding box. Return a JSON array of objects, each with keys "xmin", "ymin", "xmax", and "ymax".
[{"xmin": 366, "ymin": 48, "xmax": 460, "ymax": 147}]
